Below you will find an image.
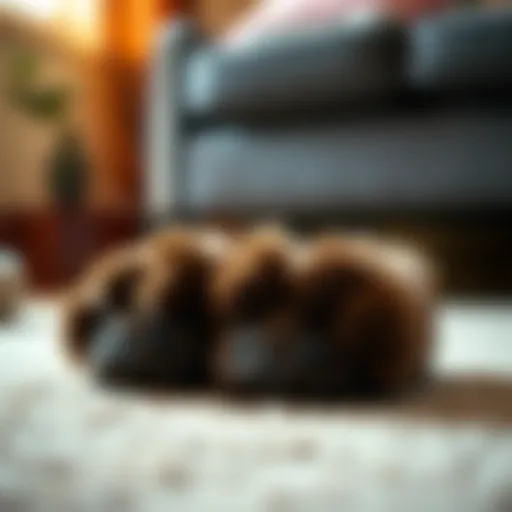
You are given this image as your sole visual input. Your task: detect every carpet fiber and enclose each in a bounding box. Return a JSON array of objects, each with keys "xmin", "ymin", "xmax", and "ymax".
[{"xmin": 0, "ymin": 301, "xmax": 511, "ymax": 512}]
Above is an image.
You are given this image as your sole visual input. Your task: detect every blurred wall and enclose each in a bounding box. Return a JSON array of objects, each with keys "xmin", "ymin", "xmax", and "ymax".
[
  {"xmin": 0, "ymin": 17, "xmax": 71, "ymax": 210},
  {"xmin": 0, "ymin": 2, "xmax": 178, "ymax": 289},
  {"xmin": 195, "ymin": 0, "xmax": 256, "ymax": 36}
]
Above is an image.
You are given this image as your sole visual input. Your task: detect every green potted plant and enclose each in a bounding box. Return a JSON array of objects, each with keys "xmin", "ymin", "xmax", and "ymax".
[
  {"xmin": 6, "ymin": 47, "xmax": 91, "ymax": 283},
  {"xmin": 7, "ymin": 48, "xmax": 89, "ymax": 208}
]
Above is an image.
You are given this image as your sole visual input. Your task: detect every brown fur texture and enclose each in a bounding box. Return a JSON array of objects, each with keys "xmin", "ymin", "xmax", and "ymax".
[
  {"xmin": 212, "ymin": 227, "xmax": 296, "ymax": 322},
  {"xmin": 61, "ymin": 227, "xmax": 232, "ymax": 388},
  {"xmin": 212, "ymin": 229, "xmax": 435, "ymax": 399},
  {"xmin": 297, "ymin": 234, "xmax": 436, "ymax": 398},
  {"xmin": 125, "ymin": 227, "xmax": 233, "ymax": 387},
  {"xmin": 61, "ymin": 243, "xmax": 149, "ymax": 364},
  {"xmin": 136, "ymin": 227, "xmax": 231, "ymax": 317},
  {"xmin": 62, "ymin": 225, "xmax": 435, "ymax": 398},
  {"xmin": 211, "ymin": 227, "xmax": 299, "ymax": 394}
]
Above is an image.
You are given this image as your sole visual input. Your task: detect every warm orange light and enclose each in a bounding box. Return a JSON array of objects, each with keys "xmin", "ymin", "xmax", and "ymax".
[
  {"xmin": 1, "ymin": 0, "xmax": 102, "ymax": 51},
  {"xmin": 1, "ymin": 0, "xmax": 57, "ymax": 20},
  {"xmin": 57, "ymin": 0, "xmax": 101, "ymax": 50}
]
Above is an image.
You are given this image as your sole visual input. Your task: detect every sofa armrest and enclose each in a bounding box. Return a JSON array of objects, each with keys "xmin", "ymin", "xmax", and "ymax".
[{"xmin": 145, "ymin": 19, "xmax": 201, "ymax": 227}]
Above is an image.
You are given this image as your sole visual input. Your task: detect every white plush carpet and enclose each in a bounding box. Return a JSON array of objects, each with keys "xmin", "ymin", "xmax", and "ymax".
[{"xmin": 0, "ymin": 301, "xmax": 511, "ymax": 512}]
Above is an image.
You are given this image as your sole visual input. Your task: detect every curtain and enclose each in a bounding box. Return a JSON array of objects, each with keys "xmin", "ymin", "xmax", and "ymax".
[{"xmin": 90, "ymin": 0, "xmax": 176, "ymax": 210}]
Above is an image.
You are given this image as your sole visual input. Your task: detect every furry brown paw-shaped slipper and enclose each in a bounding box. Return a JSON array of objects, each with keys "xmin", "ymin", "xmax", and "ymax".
[
  {"xmin": 211, "ymin": 227, "xmax": 299, "ymax": 397},
  {"xmin": 296, "ymin": 234, "xmax": 436, "ymax": 399},
  {"xmin": 132, "ymin": 227, "xmax": 231, "ymax": 389},
  {"xmin": 62, "ymin": 228, "xmax": 231, "ymax": 390},
  {"xmin": 61, "ymin": 243, "xmax": 148, "ymax": 366}
]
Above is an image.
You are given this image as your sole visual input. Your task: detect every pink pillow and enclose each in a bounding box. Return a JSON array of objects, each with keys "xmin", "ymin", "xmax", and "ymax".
[{"xmin": 224, "ymin": 0, "xmax": 446, "ymax": 46}]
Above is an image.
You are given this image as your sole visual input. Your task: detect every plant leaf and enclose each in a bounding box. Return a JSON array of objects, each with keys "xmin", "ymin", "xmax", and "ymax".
[
  {"xmin": 8, "ymin": 50, "xmax": 41, "ymax": 86},
  {"xmin": 10, "ymin": 86, "xmax": 70, "ymax": 122}
]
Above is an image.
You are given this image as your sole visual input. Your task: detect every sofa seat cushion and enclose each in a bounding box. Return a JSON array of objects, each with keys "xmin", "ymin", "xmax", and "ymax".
[
  {"xmin": 184, "ymin": 18, "xmax": 405, "ymax": 121},
  {"xmin": 185, "ymin": 107, "xmax": 512, "ymax": 215},
  {"xmin": 409, "ymin": 10, "xmax": 512, "ymax": 93}
]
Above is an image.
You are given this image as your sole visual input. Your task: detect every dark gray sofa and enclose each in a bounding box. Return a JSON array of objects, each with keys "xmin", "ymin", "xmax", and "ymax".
[{"xmin": 145, "ymin": 9, "xmax": 512, "ymax": 227}]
